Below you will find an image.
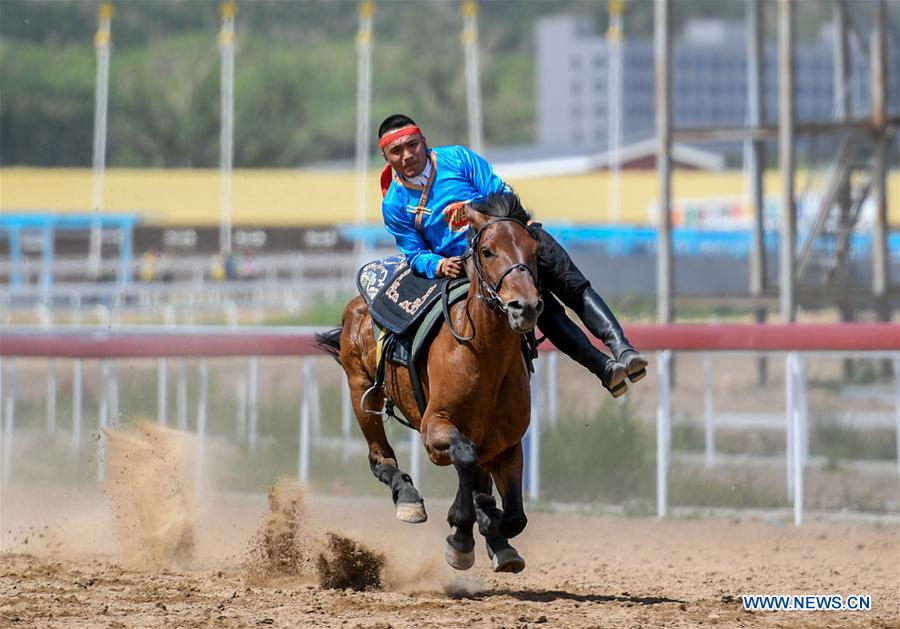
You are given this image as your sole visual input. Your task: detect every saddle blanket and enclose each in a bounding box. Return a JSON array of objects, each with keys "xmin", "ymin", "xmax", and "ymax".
[
  {"xmin": 356, "ymin": 257, "xmax": 471, "ymax": 414},
  {"xmin": 357, "ymin": 257, "xmax": 465, "ymax": 335}
]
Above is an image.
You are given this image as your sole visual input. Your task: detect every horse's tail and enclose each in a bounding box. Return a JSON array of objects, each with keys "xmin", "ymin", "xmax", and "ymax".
[{"xmin": 315, "ymin": 327, "xmax": 342, "ymax": 365}]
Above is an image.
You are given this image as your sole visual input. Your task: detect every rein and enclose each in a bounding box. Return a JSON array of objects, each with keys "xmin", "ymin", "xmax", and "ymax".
[{"xmin": 442, "ymin": 216, "xmax": 538, "ymax": 342}]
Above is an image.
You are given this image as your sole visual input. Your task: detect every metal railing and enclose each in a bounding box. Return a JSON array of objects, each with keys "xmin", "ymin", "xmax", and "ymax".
[{"xmin": 0, "ymin": 323, "xmax": 897, "ymax": 525}]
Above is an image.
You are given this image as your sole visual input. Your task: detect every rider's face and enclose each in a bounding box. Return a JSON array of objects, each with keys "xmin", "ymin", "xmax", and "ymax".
[{"xmin": 382, "ymin": 132, "xmax": 428, "ymax": 179}]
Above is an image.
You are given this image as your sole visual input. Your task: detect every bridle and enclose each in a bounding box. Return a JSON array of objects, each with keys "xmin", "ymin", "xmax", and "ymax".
[
  {"xmin": 442, "ymin": 215, "xmax": 539, "ymax": 342},
  {"xmin": 468, "ymin": 217, "xmax": 539, "ymax": 315}
]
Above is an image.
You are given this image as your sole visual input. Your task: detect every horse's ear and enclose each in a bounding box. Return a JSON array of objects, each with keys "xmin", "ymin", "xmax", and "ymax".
[{"xmin": 465, "ymin": 204, "xmax": 487, "ymax": 231}]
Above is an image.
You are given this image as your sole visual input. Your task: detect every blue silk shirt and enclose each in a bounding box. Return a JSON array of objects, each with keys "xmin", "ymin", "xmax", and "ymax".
[{"xmin": 381, "ymin": 145, "xmax": 508, "ymax": 278}]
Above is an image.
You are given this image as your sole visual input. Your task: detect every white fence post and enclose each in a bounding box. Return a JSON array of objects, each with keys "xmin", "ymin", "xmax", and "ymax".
[
  {"xmin": 98, "ymin": 359, "xmax": 110, "ymax": 481},
  {"xmin": 2, "ymin": 359, "xmax": 15, "ymax": 484},
  {"xmin": 527, "ymin": 358, "xmax": 542, "ymax": 502},
  {"xmin": 299, "ymin": 357, "xmax": 312, "ymax": 483},
  {"xmin": 341, "ymin": 380, "xmax": 353, "ymax": 462},
  {"xmin": 248, "ymin": 356, "xmax": 259, "ymax": 454},
  {"xmin": 159, "ymin": 305, "xmax": 174, "ymax": 427},
  {"xmin": 40, "ymin": 305, "xmax": 57, "ymax": 436},
  {"xmin": 799, "ymin": 354, "xmax": 808, "ymax": 465},
  {"xmin": 157, "ymin": 357, "xmax": 168, "ymax": 426},
  {"xmin": 895, "ymin": 358, "xmax": 900, "ymax": 481},
  {"xmin": 72, "ymin": 305, "xmax": 83, "ymax": 452},
  {"xmin": 195, "ymin": 358, "xmax": 208, "ymax": 493},
  {"xmin": 547, "ymin": 351, "xmax": 558, "ymax": 427},
  {"xmin": 656, "ymin": 349, "xmax": 672, "ymax": 518},
  {"xmin": 310, "ymin": 358, "xmax": 321, "ymax": 437},
  {"xmin": 72, "ymin": 360, "xmax": 83, "ymax": 452},
  {"xmin": 789, "ymin": 351, "xmax": 804, "ymax": 526},
  {"xmin": 703, "ymin": 352, "xmax": 715, "ymax": 468},
  {"xmin": 785, "ymin": 352, "xmax": 795, "ymax": 501},
  {"xmin": 177, "ymin": 359, "xmax": 188, "ymax": 432},
  {"xmin": 47, "ymin": 360, "xmax": 57, "ymax": 436},
  {"xmin": 236, "ymin": 370, "xmax": 247, "ymax": 441},
  {"xmin": 109, "ymin": 361, "xmax": 119, "ymax": 426},
  {"xmin": 408, "ymin": 427, "xmax": 420, "ymax": 488}
]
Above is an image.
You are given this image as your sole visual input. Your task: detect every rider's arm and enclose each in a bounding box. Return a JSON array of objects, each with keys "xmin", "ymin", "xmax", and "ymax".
[{"xmin": 382, "ymin": 198, "xmax": 444, "ymax": 278}]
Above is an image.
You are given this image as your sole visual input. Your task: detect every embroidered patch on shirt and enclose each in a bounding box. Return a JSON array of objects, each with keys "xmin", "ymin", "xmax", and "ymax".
[{"xmin": 442, "ymin": 201, "xmax": 469, "ymax": 232}]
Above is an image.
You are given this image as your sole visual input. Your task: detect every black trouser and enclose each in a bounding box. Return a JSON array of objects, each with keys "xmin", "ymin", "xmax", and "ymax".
[
  {"xmin": 532, "ymin": 224, "xmax": 635, "ymax": 362},
  {"xmin": 534, "ymin": 224, "xmax": 591, "ymax": 306},
  {"xmin": 537, "ymin": 292, "xmax": 613, "ymax": 378}
]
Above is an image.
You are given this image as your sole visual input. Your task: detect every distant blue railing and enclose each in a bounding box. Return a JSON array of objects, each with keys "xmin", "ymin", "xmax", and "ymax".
[
  {"xmin": 0, "ymin": 213, "xmax": 141, "ymax": 287},
  {"xmin": 338, "ymin": 223, "xmax": 900, "ymax": 260}
]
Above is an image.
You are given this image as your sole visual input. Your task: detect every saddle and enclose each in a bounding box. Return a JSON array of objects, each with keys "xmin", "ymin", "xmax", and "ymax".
[
  {"xmin": 355, "ymin": 257, "xmax": 538, "ymax": 426},
  {"xmin": 356, "ymin": 258, "xmax": 469, "ymax": 418}
]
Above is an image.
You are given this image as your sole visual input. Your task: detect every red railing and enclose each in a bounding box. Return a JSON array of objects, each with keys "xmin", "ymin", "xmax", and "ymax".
[{"xmin": 1, "ymin": 323, "xmax": 897, "ymax": 358}]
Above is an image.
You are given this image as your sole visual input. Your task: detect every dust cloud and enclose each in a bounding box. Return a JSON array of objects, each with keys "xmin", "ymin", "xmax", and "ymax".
[{"xmin": 103, "ymin": 422, "xmax": 196, "ymax": 570}]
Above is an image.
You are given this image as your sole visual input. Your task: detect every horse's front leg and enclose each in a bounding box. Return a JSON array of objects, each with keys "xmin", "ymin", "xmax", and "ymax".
[
  {"xmin": 488, "ymin": 442, "xmax": 528, "ymax": 539},
  {"xmin": 473, "ymin": 467, "xmax": 526, "ymax": 573},
  {"xmin": 423, "ymin": 415, "xmax": 478, "ymax": 570}
]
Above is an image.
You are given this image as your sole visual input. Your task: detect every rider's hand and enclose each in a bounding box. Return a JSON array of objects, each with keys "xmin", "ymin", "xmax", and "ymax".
[{"xmin": 439, "ymin": 256, "xmax": 464, "ymax": 278}]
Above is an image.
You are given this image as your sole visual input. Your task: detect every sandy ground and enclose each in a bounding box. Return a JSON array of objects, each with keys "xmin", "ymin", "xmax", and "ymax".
[
  {"xmin": 2, "ymin": 497, "xmax": 899, "ymax": 627},
  {"xmin": 2, "ymin": 423, "xmax": 899, "ymax": 628}
]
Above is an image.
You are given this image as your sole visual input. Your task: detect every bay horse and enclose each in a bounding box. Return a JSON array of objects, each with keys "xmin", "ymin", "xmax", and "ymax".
[{"xmin": 317, "ymin": 192, "xmax": 543, "ymax": 572}]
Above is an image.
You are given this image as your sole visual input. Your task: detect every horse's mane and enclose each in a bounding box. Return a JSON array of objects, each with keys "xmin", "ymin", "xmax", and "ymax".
[{"xmin": 470, "ymin": 190, "xmax": 531, "ymax": 225}]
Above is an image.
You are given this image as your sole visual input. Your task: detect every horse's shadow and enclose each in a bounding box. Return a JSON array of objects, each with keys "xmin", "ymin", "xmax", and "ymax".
[{"xmin": 451, "ymin": 589, "xmax": 685, "ymax": 606}]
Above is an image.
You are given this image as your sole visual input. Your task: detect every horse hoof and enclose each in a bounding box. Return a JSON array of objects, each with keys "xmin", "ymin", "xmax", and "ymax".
[
  {"xmin": 396, "ymin": 501, "xmax": 427, "ymax": 523},
  {"xmin": 444, "ymin": 542, "xmax": 475, "ymax": 571},
  {"xmin": 491, "ymin": 547, "xmax": 525, "ymax": 574}
]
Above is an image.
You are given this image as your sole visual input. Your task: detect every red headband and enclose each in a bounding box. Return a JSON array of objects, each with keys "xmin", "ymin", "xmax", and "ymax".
[{"xmin": 379, "ymin": 125, "xmax": 421, "ymax": 149}]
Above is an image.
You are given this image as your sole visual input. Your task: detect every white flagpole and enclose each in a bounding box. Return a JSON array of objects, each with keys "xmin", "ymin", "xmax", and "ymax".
[
  {"xmin": 607, "ymin": 0, "xmax": 624, "ymax": 224},
  {"xmin": 462, "ymin": 0, "xmax": 484, "ymax": 154},
  {"xmin": 353, "ymin": 0, "xmax": 375, "ymax": 267},
  {"xmin": 219, "ymin": 1, "xmax": 237, "ymax": 257},
  {"xmin": 88, "ymin": 1, "xmax": 112, "ymax": 278}
]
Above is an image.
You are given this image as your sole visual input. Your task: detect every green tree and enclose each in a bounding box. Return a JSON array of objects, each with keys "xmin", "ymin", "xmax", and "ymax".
[
  {"xmin": 0, "ymin": 41, "xmax": 95, "ymax": 166},
  {"xmin": 109, "ymin": 33, "xmax": 220, "ymax": 167}
]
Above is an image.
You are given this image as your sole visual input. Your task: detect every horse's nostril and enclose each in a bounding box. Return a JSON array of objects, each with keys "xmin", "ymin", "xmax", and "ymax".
[
  {"xmin": 535, "ymin": 299, "xmax": 544, "ymax": 316},
  {"xmin": 507, "ymin": 300, "xmax": 523, "ymax": 313}
]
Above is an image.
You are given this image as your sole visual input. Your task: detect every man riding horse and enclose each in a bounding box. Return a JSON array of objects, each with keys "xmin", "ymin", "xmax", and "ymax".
[{"xmin": 378, "ymin": 114, "xmax": 647, "ymax": 397}]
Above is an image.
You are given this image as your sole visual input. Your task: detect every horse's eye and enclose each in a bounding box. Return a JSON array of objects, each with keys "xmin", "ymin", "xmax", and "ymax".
[{"xmin": 481, "ymin": 248, "xmax": 494, "ymax": 258}]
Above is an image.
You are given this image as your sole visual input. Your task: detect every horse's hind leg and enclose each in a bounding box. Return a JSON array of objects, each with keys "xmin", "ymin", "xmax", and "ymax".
[
  {"xmin": 424, "ymin": 417, "xmax": 477, "ymax": 570},
  {"xmin": 488, "ymin": 443, "xmax": 528, "ymax": 540},
  {"xmin": 347, "ymin": 371, "xmax": 426, "ymax": 523},
  {"xmin": 473, "ymin": 467, "xmax": 526, "ymax": 574}
]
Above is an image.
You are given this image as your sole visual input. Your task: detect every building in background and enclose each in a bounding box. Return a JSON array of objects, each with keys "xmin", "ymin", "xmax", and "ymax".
[{"xmin": 536, "ymin": 15, "xmax": 900, "ymax": 156}]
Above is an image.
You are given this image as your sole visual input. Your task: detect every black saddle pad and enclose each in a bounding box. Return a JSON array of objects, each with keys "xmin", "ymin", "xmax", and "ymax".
[
  {"xmin": 370, "ymin": 264, "xmax": 455, "ymax": 335},
  {"xmin": 356, "ymin": 255, "xmax": 405, "ymax": 306}
]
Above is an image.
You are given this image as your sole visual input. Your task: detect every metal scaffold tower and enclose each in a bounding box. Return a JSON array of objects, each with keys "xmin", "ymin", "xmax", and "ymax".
[{"xmin": 654, "ymin": 0, "xmax": 898, "ymax": 325}]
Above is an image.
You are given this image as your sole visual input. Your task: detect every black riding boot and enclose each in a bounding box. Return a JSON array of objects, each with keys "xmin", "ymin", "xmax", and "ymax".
[
  {"xmin": 538, "ymin": 298, "xmax": 627, "ymax": 398},
  {"xmin": 573, "ymin": 288, "xmax": 648, "ymax": 383}
]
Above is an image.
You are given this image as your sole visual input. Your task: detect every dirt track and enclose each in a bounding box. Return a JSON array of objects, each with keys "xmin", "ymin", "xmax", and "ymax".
[{"xmin": 2, "ymin": 485, "xmax": 899, "ymax": 628}]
